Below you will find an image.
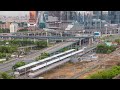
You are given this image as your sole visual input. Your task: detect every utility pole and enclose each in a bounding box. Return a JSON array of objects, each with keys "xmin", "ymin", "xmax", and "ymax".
[
  {"xmin": 100, "ymin": 11, "xmax": 103, "ymax": 20},
  {"xmin": 100, "ymin": 11, "xmax": 103, "ymax": 29}
]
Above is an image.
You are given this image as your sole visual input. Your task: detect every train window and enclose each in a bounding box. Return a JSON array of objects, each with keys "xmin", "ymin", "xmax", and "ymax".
[
  {"xmin": 28, "ymin": 67, "xmax": 31, "ymax": 70},
  {"xmin": 16, "ymin": 69, "xmax": 19, "ymax": 72},
  {"xmin": 31, "ymin": 70, "xmax": 34, "ymax": 73},
  {"xmin": 30, "ymin": 66, "xmax": 35, "ymax": 69},
  {"xmin": 19, "ymin": 69, "xmax": 25, "ymax": 73}
]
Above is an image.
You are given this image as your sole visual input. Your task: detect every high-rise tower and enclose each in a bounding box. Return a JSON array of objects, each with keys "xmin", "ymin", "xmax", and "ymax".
[
  {"xmin": 108, "ymin": 11, "xmax": 120, "ymax": 24},
  {"xmin": 28, "ymin": 11, "xmax": 38, "ymax": 27},
  {"xmin": 29, "ymin": 11, "xmax": 38, "ymax": 22}
]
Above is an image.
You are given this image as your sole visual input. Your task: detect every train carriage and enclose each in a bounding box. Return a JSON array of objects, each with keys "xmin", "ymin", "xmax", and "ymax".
[
  {"xmin": 28, "ymin": 48, "xmax": 85, "ymax": 77},
  {"xmin": 14, "ymin": 49, "xmax": 76, "ymax": 75}
]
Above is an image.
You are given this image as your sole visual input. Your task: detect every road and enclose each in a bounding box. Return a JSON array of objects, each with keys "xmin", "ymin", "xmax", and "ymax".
[
  {"xmin": 0, "ymin": 42, "xmax": 75, "ymax": 72},
  {"xmin": 19, "ymin": 42, "xmax": 75, "ymax": 61}
]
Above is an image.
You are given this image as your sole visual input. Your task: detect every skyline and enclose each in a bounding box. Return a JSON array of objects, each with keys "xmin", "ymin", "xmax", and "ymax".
[{"xmin": 0, "ymin": 11, "xmax": 108, "ymax": 16}]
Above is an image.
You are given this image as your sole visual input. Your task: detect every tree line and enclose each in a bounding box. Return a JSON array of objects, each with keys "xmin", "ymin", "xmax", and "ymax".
[
  {"xmin": 17, "ymin": 29, "xmax": 29, "ymax": 32},
  {"xmin": 0, "ymin": 28, "xmax": 10, "ymax": 33},
  {"xmin": 0, "ymin": 46, "xmax": 17, "ymax": 59},
  {"xmin": 0, "ymin": 40, "xmax": 48, "ymax": 59},
  {"xmin": 0, "ymin": 40, "xmax": 48, "ymax": 48}
]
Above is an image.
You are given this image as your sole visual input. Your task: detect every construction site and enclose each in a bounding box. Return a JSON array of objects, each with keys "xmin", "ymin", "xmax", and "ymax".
[{"xmin": 39, "ymin": 47, "xmax": 120, "ymax": 79}]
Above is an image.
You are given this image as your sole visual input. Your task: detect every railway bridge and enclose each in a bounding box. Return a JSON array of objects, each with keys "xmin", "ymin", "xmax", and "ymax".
[{"xmin": 0, "ymin": 35, "xmax": 94, "ymax": 49}]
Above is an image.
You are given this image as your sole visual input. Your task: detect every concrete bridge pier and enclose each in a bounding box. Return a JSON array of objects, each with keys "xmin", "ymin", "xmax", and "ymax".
[
  {"xmin": 47, "ymin": 39, "xmax": 49, "ymax": 46},
  {"xmin": 60, "ymin": 32, "xmax": 63, "ymax": 42},
  {"xmin": 81, "ymin": 39, "xmax": 86, "ymax": 46},
  {"xmin": 46, "ymin": 32, "xmax": 48, "ymax": 37},
  {"xmin": 34, "ymin": 38, "xmax": 36, "ymax": 42},
  {"xmin": 89, "ymin": 37, "xmax": 93, "ymax": 45},
  {"xmin": 79, "ymin": 39, "xmax": 81, "ymax": 47}
]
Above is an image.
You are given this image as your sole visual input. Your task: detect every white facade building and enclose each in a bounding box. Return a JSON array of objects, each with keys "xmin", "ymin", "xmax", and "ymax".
[
  {"xmin": 10, "ymin": 22, "xmax": 18, "ymax": 33},
  {"xmin": 47, "ymin": 16, "xmax": 58, "ymax": 22}
]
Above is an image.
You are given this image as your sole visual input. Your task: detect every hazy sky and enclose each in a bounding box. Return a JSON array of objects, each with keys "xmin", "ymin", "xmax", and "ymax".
[
  {"xmin": 0, "ymin": 11, "xmax": 29, "ymax": 16},
  {"xmin": 0, "ymin": 11, "xmax": 92, "ymax": 16},
  {"xmin": 0, "ymin": 11, "xmax": 108, "ymax": 16}
]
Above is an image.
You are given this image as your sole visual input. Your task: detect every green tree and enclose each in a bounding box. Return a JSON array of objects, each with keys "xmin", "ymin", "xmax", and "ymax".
[
  {"xmin": 17, "ymin": 29, "xmax": 28, "ymax": 32},
  {"xmin": 0, "ymin": 72, "xmax": 13, "ymax": 79},
  {"xmin": 35, "ymin": 41, "xmax": 47, "ymax": 49},
  {"xmin": 6, "ymin": 54, "xmax": 11, "ymax": 61},
  {"xmin": 0, "ymin": 28, "xmax": 10, "ymax": 33},
  {"xmin": 60, "ymin": 47, "xmax": 69, "ymax": 52},
  {"xmin": 24, "ymin": 47, "xmax": 30, "ymax": 55},
  {"xmin": 115, "ymin": 39, "xmax": 120, "ymax": 45},
  {"xmin": 0, "ymin": 53, "xmax": 6, "ymax": 59},
  {"xmin": 36, "ymin": 52, "xmax": 50, "ymax": 61},
  {"xmin": 0, "ymin": 46, "xmax": 17, "ymax": 53},
  {"xmin": 96, "ymin": 44, "xmax": 116, "ymax": 54},
  {"xmin": 12, "ymin": 61, "xmax": 26, "ymax": 70}
]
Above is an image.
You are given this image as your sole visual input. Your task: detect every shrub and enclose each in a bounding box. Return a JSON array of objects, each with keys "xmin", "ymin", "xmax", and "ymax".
[
  {"xmin": 35, "ymin": 41, "xmax": 47, "ymax": 49},
  {"xmin": 59, "ymin": 47, "xmax": 69, "ymax": 52},
  {"xmin": 0, "ymin": 28, "xmax": 10, "ymax": 33},
  {"xmin": 17, "ymin": 29, "xmax": 28, "ymax": 32},
  {"xmin": 0, "ymin": 53, "xmax": 6, "ymax": 59},
  {"xmin": 12, "ymin": 61, "xmax": 26, "ymax": 70},
  {"xmin": 0, "ymin": 46, "xmax": 17, "ymax": 53},
  {"xmin": 96, "ymin": 44, "xmax": 116, "ymax": 54},
  {"xmin": 36, "ymin": 52, "xmax": 50, "ymax": 61},
  {"xmin": 0, "ymin": 72, "xmax": 13, "ymax": 79},
  {"xmin": 0, "ymin": 40, "xmax": 48, "ymax": 49},
  {"xmin": 87, "ymin": 66, "xmax": 120, "ymax": 79},
  {"xmin": 115, "ymin": 39, "xmax": 120, "ymax": 45}
]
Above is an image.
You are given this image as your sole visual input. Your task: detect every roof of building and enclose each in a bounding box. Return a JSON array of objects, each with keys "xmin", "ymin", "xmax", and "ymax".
[{"xmin": 65, "ymin": 21, "xmax": 84, "ymax": 31}]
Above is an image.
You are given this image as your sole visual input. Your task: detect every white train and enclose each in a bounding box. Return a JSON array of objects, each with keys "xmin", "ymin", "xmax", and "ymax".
[
  {"xmin": 14, "ymin": 49, "xmax": 75, "ymax": 75},
  {"xmin": 28, "ymin": 48, "xmax": 85, "ymax": 78}
]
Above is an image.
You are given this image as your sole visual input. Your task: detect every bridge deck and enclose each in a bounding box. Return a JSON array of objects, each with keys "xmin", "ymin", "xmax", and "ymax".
[{"xmin": 0, "ymin": 35, "xmax": 94, "ymax": 40}]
